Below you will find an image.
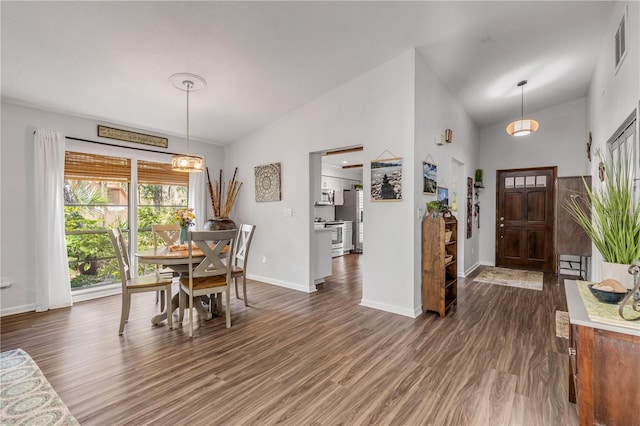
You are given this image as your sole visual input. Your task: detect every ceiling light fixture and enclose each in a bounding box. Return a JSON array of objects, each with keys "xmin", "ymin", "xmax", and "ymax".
[
  {"xmin": 506, "ymin": 80, "xmax": 539, "ymax": 137},
  {"xmin": 170, "ymin": 73, "xmax": 206, "ymax": 172}
]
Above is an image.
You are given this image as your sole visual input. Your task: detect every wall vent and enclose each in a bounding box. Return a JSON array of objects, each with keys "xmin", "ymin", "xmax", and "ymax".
[{"xmin": 614, "ymin": 10, "xmax": 627, "ymax": 73}]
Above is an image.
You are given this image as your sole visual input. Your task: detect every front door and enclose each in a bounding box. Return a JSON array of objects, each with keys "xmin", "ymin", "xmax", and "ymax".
[{"xmin": 496, "ymin": 166, "xmax": 556, "ymax": 272}]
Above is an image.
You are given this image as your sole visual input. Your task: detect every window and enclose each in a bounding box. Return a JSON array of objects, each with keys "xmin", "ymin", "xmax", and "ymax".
[
  {"xmin": 614, "ymin": 11, "xmax": 627, "ymax": 73},
  {"xmin": 607, "ymin": 110, "xmax": 637, "ymax": 204},
  {"xmin": 64, "ymin": 152, "xmax": 188, "ymax": 290}
]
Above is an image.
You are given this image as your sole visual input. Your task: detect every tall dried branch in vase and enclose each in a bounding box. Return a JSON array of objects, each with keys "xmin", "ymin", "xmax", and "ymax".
[{"xmin": 206, "ymin": 167, "xmax": 242, "ymax": 219}]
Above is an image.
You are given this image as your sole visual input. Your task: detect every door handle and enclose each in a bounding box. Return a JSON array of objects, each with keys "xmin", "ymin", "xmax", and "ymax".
[{"xmin": 500, "ymin": 217, "xmax": 504, "ymax": 221}]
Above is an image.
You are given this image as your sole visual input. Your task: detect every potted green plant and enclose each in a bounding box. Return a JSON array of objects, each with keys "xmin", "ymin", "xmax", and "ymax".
[
  {"xmin": 564, "ymin": 149, "xmax": 640, "ymax": 289},
  {"xmin": 474, "ymin": 169, "xmax": 484, "ymax": 186}
]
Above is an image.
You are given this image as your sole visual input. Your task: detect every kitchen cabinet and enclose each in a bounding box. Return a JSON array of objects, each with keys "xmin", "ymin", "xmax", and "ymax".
[
  {"xmin": 321, "ymin": 176, "xmax": 344, "ymax": 205},
  {"xmin": 565, "ymin": 281, "xmax": 640, "ymax": 426},
  {"xmin": 313, "ymin": 228, "xmax": 332, "ymax": 284},
  {"xmin": 342, "ymin": 221, "xmax": 353, "ymax": 253}
]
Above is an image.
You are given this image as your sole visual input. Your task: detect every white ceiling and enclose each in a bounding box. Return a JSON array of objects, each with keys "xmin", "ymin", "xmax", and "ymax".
[{"xmin": 1, "ymin": 1, "xmax": 614, "ymax": 145}]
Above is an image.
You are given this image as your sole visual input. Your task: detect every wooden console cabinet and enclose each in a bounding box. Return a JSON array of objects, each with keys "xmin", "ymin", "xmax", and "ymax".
[
  {"xmin": 422, "ymin": 214, "xmax": 457, "ymax": 317},
  {"xmin": 565, "ymin": 281, "xmax": 640, "ymax": 426}
]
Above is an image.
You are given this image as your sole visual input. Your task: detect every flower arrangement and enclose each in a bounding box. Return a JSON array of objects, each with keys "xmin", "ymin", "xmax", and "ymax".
[{"xmin": 175, "ymin": 208, "xmax": 195, "ymax": 228}]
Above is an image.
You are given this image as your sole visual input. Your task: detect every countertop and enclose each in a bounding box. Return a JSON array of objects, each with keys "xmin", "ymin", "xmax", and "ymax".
[{"xmin": 564, "ymin": 279, "xmax": 640, "ymax": 336}]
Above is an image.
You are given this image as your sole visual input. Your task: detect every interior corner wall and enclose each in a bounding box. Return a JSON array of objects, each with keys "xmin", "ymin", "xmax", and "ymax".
[
  {"xmin": 414, "ymin": 51, "xmax": 480, "ymax": 310},
  {"xmin": 0, "ymin": 101, "xmax": 225, "ymax": 316},
  {"xmin": 226, "ymin": 50, "xmax": 418, "ymax": 316},
  {"xmin": 587, "ymin": 1, "xmax": 640, "ymax": 282},
  {"xmin": 477, "ymin": 98, "xmax": 588, "ymax": 267}
]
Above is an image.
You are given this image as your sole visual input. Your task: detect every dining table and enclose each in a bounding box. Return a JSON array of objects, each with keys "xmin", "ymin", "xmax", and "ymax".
[{"xmin": 135, "ymin": 244, "xmax": 229, "ymax": 325}]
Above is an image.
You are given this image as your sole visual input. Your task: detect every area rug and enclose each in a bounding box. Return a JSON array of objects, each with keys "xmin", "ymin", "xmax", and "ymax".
[
  {"xmin": 555, "ymin": 310, "xmax": 569, "ymax": 339},
  {"xmin": 0, "ymin": 348, "xmax": 79, "ymax": 425},
  {"xmin": 474, "ymin": 267, "xmax": 543, "ymax": 291}
]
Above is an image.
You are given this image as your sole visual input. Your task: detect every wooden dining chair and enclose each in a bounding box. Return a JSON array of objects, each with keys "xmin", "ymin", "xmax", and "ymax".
[
  {"xmin": 151, "ymin": 224, "xmax": 182, "ymax": 311},
  {"xmin": 109, "ymin": 228, "xmax": 173, "ymax": 335},
  {"xmin": 178, "ymin": 229, "xmax": 236, "ymax": 337},
  {"xmin": 231, "ymin": 224, "xmax": 256, "ymax": 306}
]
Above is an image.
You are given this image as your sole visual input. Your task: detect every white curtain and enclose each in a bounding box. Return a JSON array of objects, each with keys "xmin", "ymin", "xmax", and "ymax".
[
  {"xmin": 34, "ymin": 129, "xmax": 72, "ymax": 311},
  {"xmin": 189, "ymin": 163, "xmax": 208, "ymax": 230}
]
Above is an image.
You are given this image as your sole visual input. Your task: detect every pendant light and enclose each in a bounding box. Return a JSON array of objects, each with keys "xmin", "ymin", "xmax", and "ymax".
[
  {"xmin": 506, "ymin": 80, "xmax": 539, "ymax": 137},
  {"xmin": 170, "ymin": 73, "xmax": 206, "ymax": 172}
]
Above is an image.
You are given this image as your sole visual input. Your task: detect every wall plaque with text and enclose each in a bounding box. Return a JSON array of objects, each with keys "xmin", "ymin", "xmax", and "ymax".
[{"xmin": 97, "ymin": 125, "xmax": 168, "ymax": 148}]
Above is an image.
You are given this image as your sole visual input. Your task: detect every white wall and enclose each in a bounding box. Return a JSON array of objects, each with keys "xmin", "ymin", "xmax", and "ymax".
[
  {"xmin": 477, "ymin": 98, "xmax": 589, "ymax": 266},
  {"xmin": 587, "ymin": 1, "xmax": 640, "ymax": 281},
  {"xmin": 226, "ymin": 49, "xmax": 480, "ymax": 317},
  {"xmin": 0, "ymin": 101, "xmax": 225, "ymax": 315},
  {"xmin": 226, "ymin": 50, "xmax": 418, "ymax": 315},
  {"xmin": 414, "ymin": 51, "xmax": 480, "ymax": 292}
]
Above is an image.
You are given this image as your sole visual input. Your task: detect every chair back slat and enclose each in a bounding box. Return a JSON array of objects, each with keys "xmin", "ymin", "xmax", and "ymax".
[
  {"xmin": 188, "ymin": 230, "xmax": 236, "ymax": 279},
  {"xmin": 152, "ymin": 224, "xmax": 180, "ymax": 249},
  {"xmin": 234, "ymin": 224, "xmax": 256, "ymax": 266},
  {"xmin": 108, "ymin": 228, "xmax": 131, "ymax": 288}
]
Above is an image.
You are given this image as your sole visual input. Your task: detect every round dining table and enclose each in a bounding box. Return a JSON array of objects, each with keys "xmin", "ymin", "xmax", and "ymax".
[{"xmin": 135, "ymin": 245, "xmax": 216, "ymax": 325}]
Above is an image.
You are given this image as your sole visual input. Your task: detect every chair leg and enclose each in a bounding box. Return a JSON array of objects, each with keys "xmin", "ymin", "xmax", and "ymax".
[
  {"xmin": 225, "ymin": 288, "xmax": 231, "ymax": 328},
  {"xmin": 189, "ymin": 293, "xmax": 194, "ymax": 338},
  {"xmin": 234, "ymin": 276, "xmax": 240, "ymax": 300},
  {"xmin": 178, "ymin": 288, "xmax": 185, "ymax": 324},
  {"xmin": 119, "ymin": 293, "xmax": 130, "ymax": 335},
  {"xmin": 165, "ymin": 286, "xmax": 173, "ymax": 329},
  {"xmin": 159, "ymin": 290, "xmax": 166, "ymax": 312},
  {"xmin": 242, "ymin": 273, "xmax": 248, "ymax": 306}
]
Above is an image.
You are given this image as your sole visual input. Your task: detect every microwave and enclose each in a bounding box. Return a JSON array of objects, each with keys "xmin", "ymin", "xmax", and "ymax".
[{"xmin": 316, "ymin": 189, "xmax": 335, "ymax": 205}]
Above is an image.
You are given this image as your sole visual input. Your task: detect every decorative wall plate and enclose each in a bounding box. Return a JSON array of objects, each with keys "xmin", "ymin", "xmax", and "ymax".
[{"xmin": 254, "ymin": 162, "xmax": 282, "ymax": 202}]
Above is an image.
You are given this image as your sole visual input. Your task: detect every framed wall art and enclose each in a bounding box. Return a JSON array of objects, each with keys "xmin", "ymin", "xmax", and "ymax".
[
  {"xmin": 437, "ymin": 186, "xmax": 449, "ymax": 207},
  {"xmin": 423, "ymin": 161, "xmax": 437, "ymax": 195},
  {"xmin": 371, "ymin": 157, "xmax": 402, "ymax": 201},
  {"xmin": 254, "ymin": 162, "xmax": 282, "ymax": 202},
  {"xmin": 466, "ymin": 177, "xmax": 473, "ymax": 239}
]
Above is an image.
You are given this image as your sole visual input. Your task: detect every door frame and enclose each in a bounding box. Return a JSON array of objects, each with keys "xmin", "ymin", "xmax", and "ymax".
[{"xmin": 495, "ymin": 165, "xmax": 557, "ymax": 272}]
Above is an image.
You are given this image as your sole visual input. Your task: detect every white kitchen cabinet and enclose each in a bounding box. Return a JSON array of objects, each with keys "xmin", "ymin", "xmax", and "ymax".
[
  {"xmin": 313, "ymin": 228, "xmax": 333, "ymax": 284},
  {"xmin": 321, "ymin": 176, "xmax": 344, "ymax": 205},
  {"xmin": 342, "ymin": 221, "xmax": 353, "ymax": 252}
]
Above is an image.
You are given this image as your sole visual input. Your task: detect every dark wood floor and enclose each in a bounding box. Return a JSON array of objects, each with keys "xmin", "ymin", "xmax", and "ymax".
[{"xmin": 1, "ymin": 255, "xmax": 577, "ymax": 425}]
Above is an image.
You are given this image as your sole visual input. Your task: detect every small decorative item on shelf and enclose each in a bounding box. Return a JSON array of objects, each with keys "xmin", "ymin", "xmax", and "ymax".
[
  {"xmin": 427, "ymin": 200, "xmax": 440, "ymax": 214},
  {"xmin": 175, "ymin": 208, "xmax": 195, "ymax": 243},
  {"xmin": 204, "ymin": 167, "xmax": 242, "ymax": 230},
  {"xmin": 474, "ymin": 169, "xmax": 484, "ymax": 188},
  {"xmin": 445, "ymin": 230, "xmax": 452, "ymax": 243}
]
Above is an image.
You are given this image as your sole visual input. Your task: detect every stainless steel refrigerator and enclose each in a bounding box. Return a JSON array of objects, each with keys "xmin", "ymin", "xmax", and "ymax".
[{"xmin": 335, "ymin": 188, "xmax": 363, "ymax": 253}]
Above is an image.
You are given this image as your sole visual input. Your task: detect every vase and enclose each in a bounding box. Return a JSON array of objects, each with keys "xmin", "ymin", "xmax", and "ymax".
[
  {"xmin": 602, "ymin": 261, "xmax": 634, "ymax": 290},
  {"xmin": 180, "ymin": 226, "xmax": 189, "ymax": 244},
  {"xmin": 203, "ymin": 217, "xmax": 237, "ymax": 231}
]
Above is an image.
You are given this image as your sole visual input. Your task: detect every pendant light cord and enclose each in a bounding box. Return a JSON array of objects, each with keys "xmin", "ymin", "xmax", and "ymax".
[
  {"xmin": 186, "ymin": 81, "xmax": 191, "ymax": 154},
  {"xmin": 520, "ymin": 84, "xmax": 524, "ymax": 118}
]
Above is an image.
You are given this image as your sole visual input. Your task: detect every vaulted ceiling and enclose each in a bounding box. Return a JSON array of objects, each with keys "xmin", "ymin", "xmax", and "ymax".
[{"xmin": 1, "ymin": 1, "xmax": 614, "ymax": 145}]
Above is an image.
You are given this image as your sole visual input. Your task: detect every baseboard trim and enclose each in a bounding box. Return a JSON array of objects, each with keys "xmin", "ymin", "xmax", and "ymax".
[
  {"xmin": 0, "ymin": 303, "xmax": 37, "ymax": 317},
  {"xmin": 359, "ymin": 298, "xmax": 419, "ymax": 318},
  {"xmin": 247, "ymin": 274, "xmax": 316, "ymax": 293}
]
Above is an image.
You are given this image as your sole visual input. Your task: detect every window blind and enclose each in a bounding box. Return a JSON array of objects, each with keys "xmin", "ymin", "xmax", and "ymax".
[
  {"xmin": 64, "ymin": 152, "xmax": 131, "ymax": 182},
  {"xmin": 64, "ymin": 153, "xmax": 189, "ymax": 186},
  {"xmin": 138, "ymin": 160, "xmax": 189, "ymax": 186}
]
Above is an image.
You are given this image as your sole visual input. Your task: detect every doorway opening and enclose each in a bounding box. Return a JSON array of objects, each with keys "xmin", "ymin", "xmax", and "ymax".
[{"xmin": 309, "ymin": 146, "xmax": 364, "ymax": 293}]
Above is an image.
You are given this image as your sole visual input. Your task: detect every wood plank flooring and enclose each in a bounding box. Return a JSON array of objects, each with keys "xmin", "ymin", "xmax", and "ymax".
[{"xmin": 1, "ymin": 256, "xmax": 577, "ymax": 425}]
